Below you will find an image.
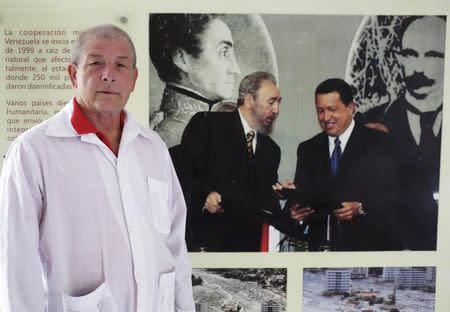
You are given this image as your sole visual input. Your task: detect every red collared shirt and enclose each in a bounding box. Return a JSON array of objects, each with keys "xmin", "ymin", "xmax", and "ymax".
[{"xmin": 70, "ymin": 98, "xmax": 124, "ymax": 156}]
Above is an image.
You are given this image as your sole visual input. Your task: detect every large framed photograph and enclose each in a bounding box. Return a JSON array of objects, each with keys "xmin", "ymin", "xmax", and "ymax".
[{"xmin": 148, "ymin": 14, "xmax": 445, "ymax": 253}]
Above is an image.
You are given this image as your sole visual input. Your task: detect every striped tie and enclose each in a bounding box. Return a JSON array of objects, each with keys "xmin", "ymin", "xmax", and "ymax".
[{"xmin": 246, "ymin": 130, "xmax": 255, "ymax": 161}]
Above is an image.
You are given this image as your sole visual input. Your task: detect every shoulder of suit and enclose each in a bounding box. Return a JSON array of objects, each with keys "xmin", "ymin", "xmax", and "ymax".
[
  {"xmin": 354, "ymin": 122, "xmax": 395, "ymax": 153},
  {"xmin": 301, "ymin": 131, "xmax": 326, "ymax": 146},
  {"xmin": 296, "ymin": 132, "xmax": 325, "ymax": 155},
  {"xmin": 382, "ymin": 98, "xmax": 405, "ymax": 127},
  {"xmin": 357, "ymin": 122, "xmax": 388, "ymax": 140},
  {"xmin": 192, "ymin": 111, "xmax": 234, "ymax": 121},
  {"xmin": 187, "ymin": 111, "xmax": 236, "ymax": 134},
  {"xmin": 260, "ymin": 133, "xmax": 280, "ymax": 151}
]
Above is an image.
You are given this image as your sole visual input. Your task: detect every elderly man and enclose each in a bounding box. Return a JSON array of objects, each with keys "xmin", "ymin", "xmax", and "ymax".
[
  {"xmin": 0, "ymin": 25, "xmax": 194, "ymax": 311},
  {"xmin": 381, "ymin": 16, "xmax": 445, "ymax": 250},
  {"xmin": 180, "ymin": 71, "xmax": 284, "ymax": 252},
  {"xmin": 149, "ymin": 13, "xmax": 241, "ymax": 147},
  {"xmin": 354, "ymin": 16, "xmax": 445, "ymax": 250}
]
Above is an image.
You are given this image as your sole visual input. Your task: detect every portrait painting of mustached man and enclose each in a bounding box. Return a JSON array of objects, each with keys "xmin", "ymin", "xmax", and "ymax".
[{"xmin": 347, "ymin": 16, "xmax": 445, "ymax": 250}]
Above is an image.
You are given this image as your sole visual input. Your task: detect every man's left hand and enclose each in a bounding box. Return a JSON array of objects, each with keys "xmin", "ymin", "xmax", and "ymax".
[{"xmin": 334, "ymin": 201, "xmax": 362, "ymax": 221}]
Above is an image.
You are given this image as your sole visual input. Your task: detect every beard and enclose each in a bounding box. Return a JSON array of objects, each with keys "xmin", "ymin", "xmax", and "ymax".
[
  {"xmin": 251, "ymin": 106, "xmax": 276, "ymax": 135},
  {"xmin": 257, "ymin": 123, "xmax": 273, "ymax": 135}
]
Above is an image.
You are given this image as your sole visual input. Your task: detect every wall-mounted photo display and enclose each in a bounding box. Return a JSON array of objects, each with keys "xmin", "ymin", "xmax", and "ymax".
[
  {"xmin": 193, "ymin": 268, "xmax": 287, "ymax": 311},
  {"xmin": 303, "ymin": 267, "xmax": 436, "ymax": 312},
  {"xmin": 0, "ymin": 2, "xmax": 449, "ymax": 311},
  {"xmin": 148, "ymin": 14, "xmax": 445, "ymax": 253}
]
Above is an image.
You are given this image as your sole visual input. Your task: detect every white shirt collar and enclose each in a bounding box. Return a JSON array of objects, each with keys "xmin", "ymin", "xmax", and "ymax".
[
  {"xmin": 328, "ymin": 118, "xmax": 355, "ymax": 156},
  {"xmin": 406, "ymin": 110, "xmax": 442, "ymax": 145},
  {"xmin": 238, "ymin": 107, "xmax": 257, "ymax": 152},
  {"xmin": 45, "ymin": 98, "xmax": 152, "ymax": 140}
]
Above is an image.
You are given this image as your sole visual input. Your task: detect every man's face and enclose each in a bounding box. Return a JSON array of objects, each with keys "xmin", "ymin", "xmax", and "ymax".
[
  {"xmin": 248, "ymin": 80, "xmax": 281, "ymax": 134},
  {"xmin": 398, "ymin": 16, "xmax": 445, "ymax": 112},
  {"xmin": 315, "ymin": 92, "xmax": 354, "ymax": 137},
  {"xmin": 183, "ymin": 18, "xmax": 241, "ymax": 100},
  {"xmin": 68, "ymin": 37, "xmax": 138, "ymax": 114}
]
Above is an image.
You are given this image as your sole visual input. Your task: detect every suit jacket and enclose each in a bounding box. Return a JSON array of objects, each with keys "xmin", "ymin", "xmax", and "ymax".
[
  {"xmin": 178, "ymin": 110, "xmax": 282, "ymax": 252},
  {"xmin": 382, "ymin": 95, "xmax": 439, "ymax": 250},
  {"xmin": 293, "ymin": 122, "xmax": 403, "ymax": 251}
]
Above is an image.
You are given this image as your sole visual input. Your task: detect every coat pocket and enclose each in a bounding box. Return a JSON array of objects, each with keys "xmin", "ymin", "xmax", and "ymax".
[
  {"xmin": 156, "ymin": 271, "xmax": 176, "ymax": 312},
  {"xmin": 61, "ymin": 282, "xmax": 117, "ymax": 312},
  {"xmin": 147, "ymin": 176, "xmax": 170, "ymax": 234}
]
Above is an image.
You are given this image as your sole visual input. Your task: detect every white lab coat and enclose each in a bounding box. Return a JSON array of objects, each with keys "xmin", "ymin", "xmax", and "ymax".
[{"xmin": 0, "ymin": 99, "xmax": 195, "ymax": 312}]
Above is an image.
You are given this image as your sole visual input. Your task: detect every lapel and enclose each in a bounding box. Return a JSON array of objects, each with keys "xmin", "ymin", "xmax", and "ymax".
[
  {"xmin": 337, "ymin": 123, "xmax": 365, "ymax": 177},
  {"xmin": 397, "ymin": 99, "xmax": 421, "ymax": 154},
  {"xmin": 401, "ymin": 99, "xmax": 443, "ymax": 150},
  {"xmin": 317, "ymin": 132, "xmax": 333, "ymax": 178},
  {"xmin": 230, "ymin": 110, "xmax": 249, "ymax": 169},
  {"xmin": 253, "ymin": 132, "xmax": 266, "ymax": 170}
]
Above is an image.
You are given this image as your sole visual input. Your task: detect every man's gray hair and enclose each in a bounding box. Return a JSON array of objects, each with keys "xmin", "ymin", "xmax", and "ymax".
[
  {"xmin": 71, "ymin": 24, "xmax": 137, "ymax": 68},
  {"xmin": 237, "ymin": 71, "xmax": 277, "ymax": 106}
]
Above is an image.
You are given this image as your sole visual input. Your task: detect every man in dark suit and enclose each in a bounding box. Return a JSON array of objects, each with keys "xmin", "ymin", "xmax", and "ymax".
[
  {"xmin": 277, "ymin": 78, "xmax": 402, "ymax": 251},
  {"xmin": 180, "ymin": 71, "xmax": 283, "ymax": 252},
  {"xmin": 354, "ymin": 16, "xmax": 444, "ymax": 250},
  {"xmin": 381, "ymin": 16, "xmax": 444, "ymax": 250}
]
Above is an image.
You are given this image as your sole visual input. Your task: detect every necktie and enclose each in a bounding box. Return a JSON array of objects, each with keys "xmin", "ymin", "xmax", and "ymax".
[
  {"xmin": 404, "ymin": 102, "xmax": 441, "ymax": 156},
  {"xmin": 331, "ymin": 137, "xmax": 341, "ymax": 176},
  {"xmin": 419, "ymin": 112, "xmax": 438, "ymax": 158},
  {"xmin": 246, "ymin": 130, "xmax": 255, "ymax": 161}
]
